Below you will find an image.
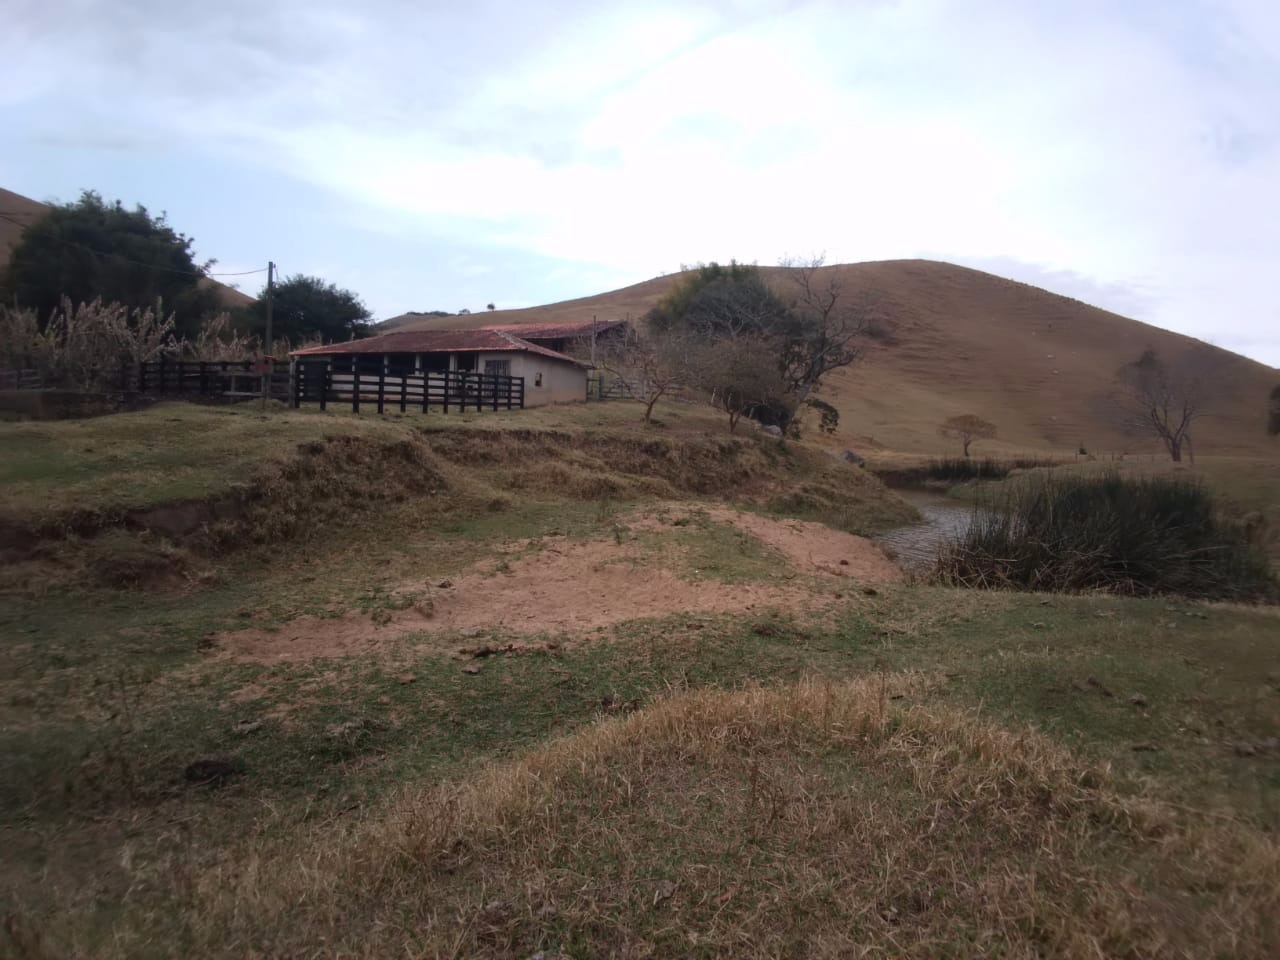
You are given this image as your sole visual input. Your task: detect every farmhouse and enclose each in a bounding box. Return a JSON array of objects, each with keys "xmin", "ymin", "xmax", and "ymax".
[{"xmin": 289, "ymin": 319, "xmax": 627, "ymax": 407}]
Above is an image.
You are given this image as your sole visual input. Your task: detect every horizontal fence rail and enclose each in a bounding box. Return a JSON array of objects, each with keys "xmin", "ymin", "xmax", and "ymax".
[
  {"xmin": 292, "ymin": 364, "xmax": 524, "ymax": 414},
  {"xmin": 136, "ymin": 359, "xmax": 289, "ymax": 400},
  {"xmin": 0, "ymin": 368, "xmax": 43, "ymax": 391},
  {"xmin": 586, "ymin": 373, "xmax": 636, "ymax": 401},
  {"xmin": 130, "ymin": 358, "xmax": 524, "ymax": 414}
]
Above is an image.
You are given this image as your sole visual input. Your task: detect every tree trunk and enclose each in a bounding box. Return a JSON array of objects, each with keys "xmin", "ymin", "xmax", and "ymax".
[
  {"xmin": 644, "ymin": 394, "xmax": 658, "ymax": 423},
  {"xmin": 1169, "ymin": 437, "xmax": 1182, "ymax": 462},
  {"xmin": 962, "ymin": 436, "xmax": 972, "ymax": 457}
]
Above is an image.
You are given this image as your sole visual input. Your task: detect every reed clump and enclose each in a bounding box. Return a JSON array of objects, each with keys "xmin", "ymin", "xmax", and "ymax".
[
  {"xmin": 937, "ymin": 471, "xmax": 1277, "ymax": 601},
  {"xmin": 875, "ymin": 456, "xmax": 1060, "ymax": 487}
]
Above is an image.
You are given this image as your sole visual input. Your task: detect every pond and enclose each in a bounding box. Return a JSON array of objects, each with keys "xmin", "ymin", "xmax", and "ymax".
[{"xmin": 875, "ymin": 488, "xmax": 983, "ymax": 573}]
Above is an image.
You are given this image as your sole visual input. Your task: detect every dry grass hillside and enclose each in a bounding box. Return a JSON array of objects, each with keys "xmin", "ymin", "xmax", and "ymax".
[
  {"xmin": 0, "ymin": 187, "xmax": 47, "ymax": 264},
  {"xmin": 389, "ymin": 261, "xmax": 1280, "ymax": 456},
  {"xmin": 0, "ymin": 185, "xmax": 253, "ymax": 310}
]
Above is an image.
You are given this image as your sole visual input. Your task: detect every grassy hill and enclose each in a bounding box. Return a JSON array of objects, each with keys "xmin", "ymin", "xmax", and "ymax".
[
  {"xmin": 0, "ymin": 185, "xmax": 254, "ymax": 311},
  {"xmin": 388, "ymin": 260, "xmax": 1280, "ymax": 457}
]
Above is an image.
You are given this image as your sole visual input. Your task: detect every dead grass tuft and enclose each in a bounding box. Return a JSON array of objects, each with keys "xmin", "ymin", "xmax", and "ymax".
[{"xmin": 170, "ymin": 675, "xmax": 1278, "ymax": 959}]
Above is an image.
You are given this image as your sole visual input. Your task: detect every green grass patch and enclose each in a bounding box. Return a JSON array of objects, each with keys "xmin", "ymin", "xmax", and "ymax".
[{"xmin": 0, "ymin": 401, "xmax": 411, "ymax": 523}]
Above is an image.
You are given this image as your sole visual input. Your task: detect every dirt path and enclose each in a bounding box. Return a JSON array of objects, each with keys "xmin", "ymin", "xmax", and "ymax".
[{"xmin": 214, "ymin": 507, "xmax": 901, "ymax": 663}]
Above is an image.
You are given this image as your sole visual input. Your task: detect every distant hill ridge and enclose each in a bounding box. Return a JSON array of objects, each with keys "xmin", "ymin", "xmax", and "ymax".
[{"xmin": 387, "ymin": 260, "xmax": 1278, "ymax": 456}]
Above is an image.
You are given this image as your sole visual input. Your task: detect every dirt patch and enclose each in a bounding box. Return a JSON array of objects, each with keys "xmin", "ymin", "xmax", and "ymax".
[
  {"xmin": 213, "ymin": 509, "xmax": 900, "ymax": 663},
  {"xmin": 214, "ymin": 541, "xmax": 809, "ymax": 663},
  {"xmin": 705, "ymin": 507, "xmax": 904, "ymax": 581},
  {"xmin": 628, "ymin": 504, "xmax": 904, "ymax": 581}
]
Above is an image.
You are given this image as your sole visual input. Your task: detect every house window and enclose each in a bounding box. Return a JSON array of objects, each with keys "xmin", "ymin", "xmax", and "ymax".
[
  {"xmin": 535, "ymin": 371, "xmax": 544, "ymax": 387},
  {"xmin": 484, "ymin": 359, "xmax": 511, "ymax": 378}
]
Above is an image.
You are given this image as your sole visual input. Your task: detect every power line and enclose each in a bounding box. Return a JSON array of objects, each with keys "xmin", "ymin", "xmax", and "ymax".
[{"xmin": 0, "ymin": 211, "xmax": 268, "ymax": 279}]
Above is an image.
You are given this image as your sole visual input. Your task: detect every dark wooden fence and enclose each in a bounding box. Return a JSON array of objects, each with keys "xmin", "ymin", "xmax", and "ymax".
[
  {"xmin": 130, "ymin": 359, "xmax": 524, "ymax": 414},
  {"xmin": 0, "ymin": 368, "xmax": 43, "ymax": 390},
  {"xmin": 586, "ymin": 373, "xmax": 636, "ymax": 401},
  {"xmin": 136, "ymin": 359, "xmax": 290, "ymax": 399},
  {"xmin": 292, "ymin": 363, "xmax": 524, "ymax": 413}
]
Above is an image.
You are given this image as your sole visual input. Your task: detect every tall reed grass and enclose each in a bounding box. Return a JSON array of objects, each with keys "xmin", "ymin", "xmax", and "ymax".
[
  {"xmin": 936, "ymin": 472, "xmax": 1276, "ymax": 601},
  {"xmin": 875, "ymin": 456, "xmax": 1060, "ymax": 487}
]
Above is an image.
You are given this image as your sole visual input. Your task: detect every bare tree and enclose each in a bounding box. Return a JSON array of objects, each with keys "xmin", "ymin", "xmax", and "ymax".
[
  {"xmin": 1115, "ymin": 349, "xmax": 1203, "ymax": 462},
  {"xmin": 592, "ymin": 329, "xmax": 688, "ymax": 423},
  {"xmin": 938, "ymin": 414, "xmax": 997, "ymax": 457},
  {"xmin": 690, "ymin": 334, "xmax": 791, "ymax": 433},
  {"xmin": 777, "ymin": 255, "xmax": 882, "ymax": 409}
]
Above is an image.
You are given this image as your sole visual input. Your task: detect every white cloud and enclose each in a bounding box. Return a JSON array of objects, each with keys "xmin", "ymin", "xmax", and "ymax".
[{"xmin": 5, "ymin": 0, "xmax": 1279, "ymax": 365}]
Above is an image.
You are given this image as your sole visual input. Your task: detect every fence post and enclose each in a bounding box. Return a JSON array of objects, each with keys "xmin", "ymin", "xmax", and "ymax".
[
  {"xmin": 377, "ymin": 368, "xmax": 385, "ymax": 415},
  {"xmin": 352, "ymin": 369, "xmax": 361, "ymax": 414},
  {"xmin": 442, "ymin": 372, "xmax": 450, "ymax": 414},
  {"xmin": 319, "ymin": 365, "xmax": 329, "ymax": 411},
  {"xmin": 518, "ymin": 377, "xmax": 525, "ymax": 409},
  {"xmin": 291, "ymin": 361, "xmax": 301, "ymax": 409},
  {"xmin": 158, "ymin": 356, "xmax": 166, "ymax": 393},
  {"xmin": 399, "ymin": 375, "xmax": 407, "ymax": 413},
  {"xmin": 421, "ymin": 372, "xmax": 430, "ymax": 414}
]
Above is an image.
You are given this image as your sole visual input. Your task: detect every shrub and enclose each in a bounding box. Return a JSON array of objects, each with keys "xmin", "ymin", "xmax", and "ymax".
[{"xmin": 936, "ymin": 472, "xmax": 1276, "ymax": 601}]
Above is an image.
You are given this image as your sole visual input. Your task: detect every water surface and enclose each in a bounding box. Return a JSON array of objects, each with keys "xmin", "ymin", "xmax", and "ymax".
[{"xmin": 875, "ymin": 489, "xmax": 982, "ymax": 573}]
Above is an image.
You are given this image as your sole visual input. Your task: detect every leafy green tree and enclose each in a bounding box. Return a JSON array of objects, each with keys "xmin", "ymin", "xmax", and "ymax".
[
  {"xmin": 1, "ymin": 190, "xmax": 219, "ymax": 335},
  {"xmin": 647, "ymin": 258, "xmax": 878, "ymax": 427},
  {"xmin": 649, "ymin": 261, "xmax": 789, "ymax": 338},
  {"xmin": 248, "ymin": 274, "xmax": 373, "ymax": 343}
]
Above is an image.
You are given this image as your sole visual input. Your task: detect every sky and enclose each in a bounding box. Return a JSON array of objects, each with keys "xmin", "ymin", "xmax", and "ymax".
[{"xmin": 2, "ymin": 0, "xmax": 1278, "ymax": 367}]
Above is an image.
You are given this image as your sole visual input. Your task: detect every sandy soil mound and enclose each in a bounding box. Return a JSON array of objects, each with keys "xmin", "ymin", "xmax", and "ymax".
[{"xmin": 214, "ymin": 509, "xmax": 900, "ymax": 663}]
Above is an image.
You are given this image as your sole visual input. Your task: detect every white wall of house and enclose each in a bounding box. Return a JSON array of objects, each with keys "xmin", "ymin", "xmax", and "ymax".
[{"xmin": 496, "ymin": 352, "xmax": 586, "ymax": 406}]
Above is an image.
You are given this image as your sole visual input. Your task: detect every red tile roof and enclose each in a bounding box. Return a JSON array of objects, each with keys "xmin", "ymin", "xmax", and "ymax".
[{"xmin": 289, "ymin": 329, "xmax": 589, "ymax": 366}]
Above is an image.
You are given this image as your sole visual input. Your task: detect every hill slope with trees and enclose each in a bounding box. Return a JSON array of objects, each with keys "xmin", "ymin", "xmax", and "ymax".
[
  {"xmin": 389, "ymin": 260, "xmax": 1279, "ymax": 456},
  {"xmin": 0, "ymin": 186, "xmax": 252, "ymax": 318}
]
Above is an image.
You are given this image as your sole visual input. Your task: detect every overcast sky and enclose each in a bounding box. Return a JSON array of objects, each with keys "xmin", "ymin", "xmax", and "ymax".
[{"xmin": 2, "ymin": 0, "xmax": 1277, "ymax": 366}]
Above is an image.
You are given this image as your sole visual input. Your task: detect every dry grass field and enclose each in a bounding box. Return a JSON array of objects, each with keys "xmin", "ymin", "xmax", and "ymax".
[{"xmin": 1, "ymin": 401, "xmax": 1277, "ymax": 958}]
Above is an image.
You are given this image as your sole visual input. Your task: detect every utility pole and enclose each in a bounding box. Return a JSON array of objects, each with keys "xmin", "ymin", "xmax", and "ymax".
[
  {"xmin": 262, "ymin": 261, "xmax": 276, "ymax": 407},
  {"xmin": 265, "ymin": 261, "xmax": 275, "ymax": 359}
]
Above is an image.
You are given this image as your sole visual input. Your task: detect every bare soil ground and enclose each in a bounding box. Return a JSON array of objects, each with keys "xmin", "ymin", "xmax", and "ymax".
[
  {"xmin": 213, "ymin": 506, "xmax": 900, "ymax": 663},
  {"xmin": 704, "ymin": 505, "xmax": 904, "ymax": 579}
]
